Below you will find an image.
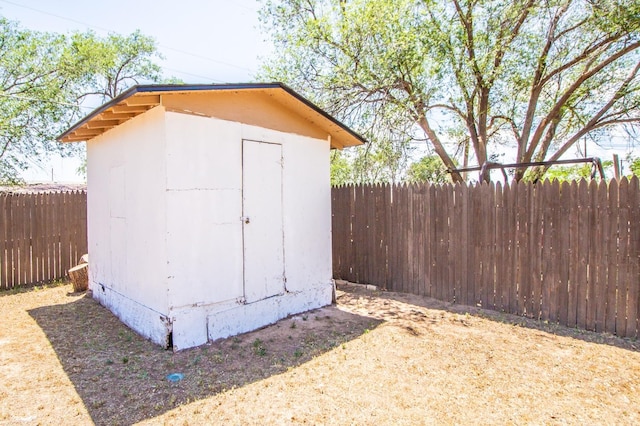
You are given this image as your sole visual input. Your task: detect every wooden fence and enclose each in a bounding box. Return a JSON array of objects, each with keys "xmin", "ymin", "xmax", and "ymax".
[
  {"xmin": 332, "ymin": 178, "xmax": 640, "ymax": 338},
  {"xmin": 0, "ymin": 191, "xmax": 87, "ymax": 290}
]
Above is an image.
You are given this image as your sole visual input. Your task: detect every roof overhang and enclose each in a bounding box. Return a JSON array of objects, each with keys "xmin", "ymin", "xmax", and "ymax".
[{"xmin": 57, "ymin": 83, "xmax": 366, "ymax": 149}]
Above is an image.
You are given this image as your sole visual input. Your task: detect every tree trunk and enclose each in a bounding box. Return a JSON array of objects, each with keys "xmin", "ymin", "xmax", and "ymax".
[
  {"xmin": 69, "ymin": 263, "xmax": 89, "ymax": 292},
  {"xmin": 417, "ymin": 116, "xmax": 464, "ymax": 183}
]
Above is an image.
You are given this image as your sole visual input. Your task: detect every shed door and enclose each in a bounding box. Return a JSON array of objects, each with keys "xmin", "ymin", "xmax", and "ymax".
[{"xmin": 242, "ymin": 140, "xmax": 285, "ymax": 303}]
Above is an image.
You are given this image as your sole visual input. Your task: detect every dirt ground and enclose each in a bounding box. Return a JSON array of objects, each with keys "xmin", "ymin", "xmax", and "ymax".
[{"xmin": 1, "ymin": 282, "xmax": 640, "ymax": 425}]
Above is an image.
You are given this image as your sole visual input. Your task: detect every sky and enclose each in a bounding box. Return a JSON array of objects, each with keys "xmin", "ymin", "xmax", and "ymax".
[
  {"xmin": 1, "ymin": 0, "xmax": 636, "ymax": 183},
  {"xmin": 0, "ymin": 0, "xmax": 268, "ymax": 182}
]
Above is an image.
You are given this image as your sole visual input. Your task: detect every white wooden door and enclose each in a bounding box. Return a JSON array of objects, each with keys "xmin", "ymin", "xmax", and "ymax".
[{"xmin": 242, "ymin": 140, "xmax": 285, "ymax": 303}]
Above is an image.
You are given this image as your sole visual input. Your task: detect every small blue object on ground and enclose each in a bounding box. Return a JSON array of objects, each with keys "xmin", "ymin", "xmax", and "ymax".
[{"xmin": 166, "ymin": 373, "xmax": 184, "ymax": 382}]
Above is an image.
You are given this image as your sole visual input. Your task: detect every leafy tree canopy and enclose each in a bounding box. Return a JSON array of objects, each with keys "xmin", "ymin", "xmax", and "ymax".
[
  {"xmin": 70, "ymin": 30, "xmax": 163, "ymax": 101},
  {"xmin": 406, "ymin": 155, "xmax": 452, "ymax": 184},
  {"xmin": 627, "ymin": 156, "xmax": 640, "ymax": 177},
  {"xmin": 543, "ymin": 160, "xmax": 613, "ymax": 181},
  {"xmin": 260, "ymin": 0, "xmax": 640, "ymax": 183},
  {"xmin": 330, "ymin": 131, "xmax": 414, "ymax": 185},
  {"xmin": 0, "ymin": 18, "xmax": 164, "ymax": 183}
]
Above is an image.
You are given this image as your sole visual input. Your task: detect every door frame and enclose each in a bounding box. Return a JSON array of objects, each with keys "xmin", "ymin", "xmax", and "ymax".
[{"xmin": 241, "ymin": 139, "xmax": 286, "ymax": 302}]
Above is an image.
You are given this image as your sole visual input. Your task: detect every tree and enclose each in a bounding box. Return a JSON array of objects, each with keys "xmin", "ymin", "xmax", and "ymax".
[
  {"xmin": 0, "ymin": 18, "xmax": 83, "ymax": 183},
  {"xmin": 329, "ymin": 106, "xmax": 415, "ymax": 185},
  {"xmin": 544, "ymin": 160, "xmax": 612, "ymax": 181},
  {"xmin": 628, "ymin": 156, "xmax": 640, "ymax": 177},
  {"xmin": 259, "ymin": 0, "xmax": 640, "ymax": 183},
  {"xmin": 406, "ymin": 155, "xmax": 451, "ymax": 184},
  {"xmin": 0, "ymin": 18, "xmax": 164, "ymax": 182},
  {"xmin": 70, "ymin": 30, "xmax": 162, "ymax": 101},
  {"xmin": 330, "ymin": 136, "xmax": 413, "ymax": 185}
]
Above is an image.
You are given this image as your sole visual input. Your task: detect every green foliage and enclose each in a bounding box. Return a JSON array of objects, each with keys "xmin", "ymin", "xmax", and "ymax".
[
  {"xmin": 628, "ymin": 157, "xmax": 640, "ymax": 177},
  {"xmin": 69, "ymin": 30, "xmax": 162, "ymax": 101},
  {"xmin": 535, "ymin": 160, "xmax": 612, "ymax": 182},
  {"xmin": 260, "ymin": 0, "xmax": 640, "ymax": 183},
  {"xmin": 406, "ymin": 156, "xmax": 451, "ymax": 184},
  {"xmin": 0, "ymin": 18, "xmax": 164, "ymax": 182},
  {"xmin": 0, "ymin": 17, "xmax": 81, "ymax": 183},
  {"xmin": 330, "ymin": 136, "xmax": 413, "ymax": 185},
  {"xmin": 330, "ymin": 150, "xmax": 351, "ymax": 186},
  {"xmin": 543, "ymin": 165, "xmax": 592, "ymax": 182},
  {"xmin": 76, "ymin": 155, "xmax": 87, "ymax": 180},
  {"xmin": 252, "ymin": 338, "xmax": 267, "ymax": 356}
]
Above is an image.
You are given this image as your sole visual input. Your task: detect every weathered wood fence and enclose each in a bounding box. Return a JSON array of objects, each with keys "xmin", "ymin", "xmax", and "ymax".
[
  {"xmin": 332, "ymin": 178, "xmax": 640, "ymax": 338},
  {"xmin": 0, "ymin": 191, "xmax": 87, "ymax": 290}
]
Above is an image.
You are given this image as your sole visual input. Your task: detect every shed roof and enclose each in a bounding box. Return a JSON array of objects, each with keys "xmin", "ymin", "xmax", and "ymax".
[{"xmin": 57, "ymin": 83, "xmax": 366, "ymax": 149}]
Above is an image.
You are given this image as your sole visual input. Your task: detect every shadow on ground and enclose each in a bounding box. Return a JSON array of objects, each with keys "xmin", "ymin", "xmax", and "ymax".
[
  {"xmin": 339, "ymin": 282, "xmax": 640, "ymax": 353},
  {"xmin": 29, "ymin": 291, "xmax": 381, "ymax": 425},
  {"xmin": 0, "ymin": 281, "xmax": 67, "ymax": 298}
]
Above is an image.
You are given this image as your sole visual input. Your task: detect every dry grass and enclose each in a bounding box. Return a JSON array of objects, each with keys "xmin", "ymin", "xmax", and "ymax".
[{"xmin": 1, "ymin": 282, "xmax": 640, "ymax": 425}]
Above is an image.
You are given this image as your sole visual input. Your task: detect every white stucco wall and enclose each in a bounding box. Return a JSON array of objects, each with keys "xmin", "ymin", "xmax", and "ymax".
[
  {"xmin": 240, "ymin": 124, "xmax": 333, "ymax": 293},
  {"xmin": 164, "ymin": 112, "xmax": 244, "ymax": 309},
  {"xmin": 87, "ymin": 107, "xmax": 333, "ymax": 350},
  {"xmin": 86, "ymin": 106, "xmax": 170, "ymax": 345},
  {"xmin": 164, "ymin": 112, "xmax": 333, "ymax": 349}
]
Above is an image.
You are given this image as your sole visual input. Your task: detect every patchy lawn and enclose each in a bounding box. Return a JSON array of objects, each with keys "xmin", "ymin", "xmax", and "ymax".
[{"xmin": 1, "ymin": 282, "xmax": 639, "ymax": 425}]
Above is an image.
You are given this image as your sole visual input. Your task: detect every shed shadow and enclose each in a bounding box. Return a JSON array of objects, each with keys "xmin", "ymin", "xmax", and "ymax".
[
  {"xmin": 28, "ymin": 293, "xmax": 381, "ymax": 425},
  {"xmin": 0, "ymin": 280, "xmax": 69, "ymax": 298},
  {"xmin": 338, "ymin": 282, "xmax": 640, "ymax": 353}
]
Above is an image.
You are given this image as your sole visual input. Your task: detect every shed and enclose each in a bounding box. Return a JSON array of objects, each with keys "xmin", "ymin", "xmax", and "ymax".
[{"xmin": 58, "ymin": 83, "xmax": 364, "ymax": 350}]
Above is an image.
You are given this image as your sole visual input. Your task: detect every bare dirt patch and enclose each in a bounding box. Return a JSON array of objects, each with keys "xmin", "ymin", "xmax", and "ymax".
[{"xmin": 1, "ymin": 282, "xmax": 640, "ymax": 425}]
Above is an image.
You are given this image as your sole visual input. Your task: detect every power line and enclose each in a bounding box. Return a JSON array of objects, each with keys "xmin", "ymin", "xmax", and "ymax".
[
  {"xmin": 162, "ymin": 67, "xmax": 226, "ymax": 84},
  {"xmin": 0, "ymin": 0, "xmax": 256, "ymax": 79},
  {"xmin": 161, "ymin": 45, "xmax": 254, "ymax": 73},
  {"xmin": 0, "ymin": 92, "xmax": 94, "ymax": 109},
  {"xmin": 0, "ymin": 0, "xmax": 113, "ymax": 31}
]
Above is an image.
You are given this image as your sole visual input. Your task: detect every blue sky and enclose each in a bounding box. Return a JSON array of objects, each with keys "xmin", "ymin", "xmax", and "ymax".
[
  {"xmin": 0, "ymin": 0, "xmax": 268, "ymax": 182},
  {"xmin": 0, "ymin": 0, "xmax": 266, "ymax": 83},
  {"xmin": 1, "ymin": 0, "xmax": 635, "ymax": 182}
]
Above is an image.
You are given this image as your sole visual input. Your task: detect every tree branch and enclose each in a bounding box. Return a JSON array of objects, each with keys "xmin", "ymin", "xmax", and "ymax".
[
  {"xmin": 546, "ymin": 61, "xmax": 640, "ymax": 162},
  {"xmin": 518, "ymin": 1, "xmax": 570, "ymax": 163},
  {"xmin": 417, "ymin": 115, "xmax": 463, "ymax": 183},
  {"xmin": 491, "ymin": 115, "xmax": 522, "ymax": 141},
  {"xmin": 524, "ymin": 40, "xmax": 640, "ymax": 162}
]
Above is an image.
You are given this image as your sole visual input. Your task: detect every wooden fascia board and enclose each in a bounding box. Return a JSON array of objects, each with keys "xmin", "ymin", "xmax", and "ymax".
[
  {"xmin": 85, "ymin": 119, "xmax": 124, "ymax": 129},
  {"xmin": 110, "ymin": 104, "xmax": 153, "ymax": 113},
  {"xmin": 64, "ymin": 132, "xmax": 103, "ymax": 141},
  {"xmin": 124, "ymin": 95, "xmax": 161, "ymax": 106},
  {"xmin": 71, "ymin": 128, "xmax": 104, "ymax": 136},
  {"xmin": 57, "ymin": 84, "xmax": 366, "ymax": 145},
  {"xmin": 98, "ymin": 111, "xmax": 138, "ymax": 120}
]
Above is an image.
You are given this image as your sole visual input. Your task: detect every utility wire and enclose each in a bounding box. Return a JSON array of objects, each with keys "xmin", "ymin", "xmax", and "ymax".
[
  {"xmin": 0, "ymin": 0, "xmax": 256, "ymax": 79},
  {"xmin": 162, "ymin": 67, "xmax": 226, "ymax": 84},
  {"xmin": 0, "ymin": 92, "xmax": 94, "ymax": 109}
]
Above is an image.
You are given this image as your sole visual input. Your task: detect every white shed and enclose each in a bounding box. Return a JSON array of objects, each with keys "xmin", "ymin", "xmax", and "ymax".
[{"xmin": 58, "ymin": 83, "xmax": 364, "ymax": 350}]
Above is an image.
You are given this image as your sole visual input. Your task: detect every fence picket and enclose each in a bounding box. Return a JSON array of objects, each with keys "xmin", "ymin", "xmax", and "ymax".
[
  {"xmin": 503, "ymin": 182, "xmax": 514, "ymax": 313},
  {"xmin": 445, "ymin": 184, "xmax": 454, "ymax": 302},
  {"xmin": 327, "ymin": 179, "xmax": 640, "ymax": 339},
  {"xmin": 629, "ymin": 177, "xmax": 640, "ymax": 338},
  {"xmin": 0, "ymin": 191, "xmax": 88, "ymax": 290},
  {"xmin": 481, "ymin": 183, "xmax": 489, "ymax": 308},
  {"xmin": 617, "ymin": 179, "xmax": 629, "ymax": 336},
  {"xmin": 595, "ymin": 182, "xmax": 609, "ymax": 332},
  {"xmin": 0, "ymin": 195, "xmax": 7, "ymax": 288},
  {"xmin": 515, "ymin": 181, "xmax": 528, "ymax": 316},
  {"xmin": 494, "ymin": 182, "xmax": 504, "ymax": 311},
  {"xmin": 606, "ymin": 180, "xmax": 619, "ymax": 334},
  {"xmin": 557, "ymin": 181, "xmax": 571, "ymax": 325},
  {"xmin": 567, "ymin": 181, "xmax": 579, "ymax": 329},
  {"xmin": 576, "ymin": 180, "xmax": 589, "ymax": 330},
  {"xmin": 530, "ymin": 183, "xmax": 543, "ymax": 319}
]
